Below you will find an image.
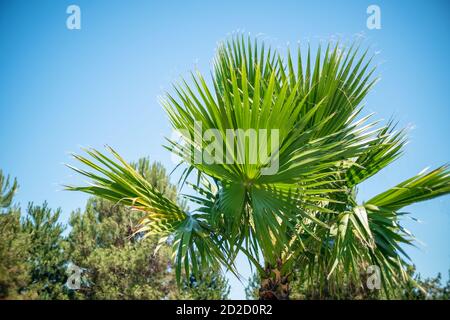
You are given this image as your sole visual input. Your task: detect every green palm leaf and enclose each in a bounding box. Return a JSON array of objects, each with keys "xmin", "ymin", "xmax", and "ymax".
[
  {"xmin": 67, "ymin": 35, "xmax": 450, "ymax": 297},
  {"xmin": 367, "ymin": 165, "xmax": 450, "ymax": 211}
]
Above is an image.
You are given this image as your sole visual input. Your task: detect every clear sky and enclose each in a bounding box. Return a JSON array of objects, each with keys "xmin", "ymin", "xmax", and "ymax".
[{"xmin": 0, "ymin": 0, "xmax": 449, "ymax": 299}]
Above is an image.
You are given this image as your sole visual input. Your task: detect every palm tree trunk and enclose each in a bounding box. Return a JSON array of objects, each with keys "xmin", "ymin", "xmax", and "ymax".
[{"xmin": 258, "ymin": 259, "xmax": 290, "ymax": 300}]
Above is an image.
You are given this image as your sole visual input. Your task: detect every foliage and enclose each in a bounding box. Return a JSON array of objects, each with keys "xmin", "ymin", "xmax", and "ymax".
[
  {"xmin": 67, "ymin": 196, "xmax": 176, "ymax": 299},
  {"xmin": 180, "ymin": 273, "xmax": 230, "ymax": 300},
  {"xmin": 244, "ymin": 273, "xmax": 260, "ymax": 300},
  {"xmin": 0, "ymin": 170, "xmax": 17, "ymax": 210},
  {"xmin": 246, "ymin": 266, "xmax": 450, "ymax": 300},
  {"xmin": 0, "ymin": 171, "xmax": 33, "ymax": 299},
  {"xmin": 66, "ymin": 159, "xmax": 229, "ymax": 300},
  {"xmin": 0, "ymin": 195, "xmax": 69, "ymax": 299},
  {"xmin": 0, "ymin": 208, "xmax": 33, "ymax": 299},
  {"xmin": 396, "ymin": 266, "xmax": 450, "ymax": 300},
  {"xmin": 67, "ymin": 35, "xmax": 450, "ymax": 298},
  {"xmin": 0, "ymin": 161, "xmax": 229, "ymax": 300},
  {"xmin": 21, "ymin": 202, "xmax": 68, "ymax": 299}
]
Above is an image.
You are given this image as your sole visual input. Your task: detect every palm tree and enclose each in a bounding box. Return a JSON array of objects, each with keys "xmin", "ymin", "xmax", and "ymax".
[{"xmin": 67, "ymin": 36, "xmax": 450, "ymax": 300}]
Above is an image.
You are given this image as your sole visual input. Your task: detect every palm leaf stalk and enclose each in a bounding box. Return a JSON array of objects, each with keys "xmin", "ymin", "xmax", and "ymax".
[{"xmin": 67, "ymin": 35, "xmax": 450, "ymax": 299}]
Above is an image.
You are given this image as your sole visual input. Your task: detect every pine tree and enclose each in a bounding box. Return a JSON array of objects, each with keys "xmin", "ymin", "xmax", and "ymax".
[
  {"xmin": 0, "ymin": 170, "xmax": 17, "ymax": 210},
  {"xmin": 66, "ymin": 158, "xmax": 229, "ymax": 299},
  {"xmin": 22, "ymin": 202, "xmax": 68, "ymax": 299},
  {"xmin": 0, "ymin": 171, "xmax": 33, "ymax": 299}
]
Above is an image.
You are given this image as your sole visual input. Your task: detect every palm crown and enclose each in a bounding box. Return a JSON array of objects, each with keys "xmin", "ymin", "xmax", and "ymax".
[{"xmin": 67, "ymin": 35, "xmax": 450, "ymax": 299}]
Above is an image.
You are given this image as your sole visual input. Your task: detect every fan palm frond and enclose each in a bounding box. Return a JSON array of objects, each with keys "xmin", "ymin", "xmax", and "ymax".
[{"xmin": 67, "ymin": 35, "xmax": 450, "ymax": 297}]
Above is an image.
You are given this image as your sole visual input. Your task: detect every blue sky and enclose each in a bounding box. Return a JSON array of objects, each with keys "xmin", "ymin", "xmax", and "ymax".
[{"xmin": 0, "ymin": 0, "xmax": 449, "ymax": 299}]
